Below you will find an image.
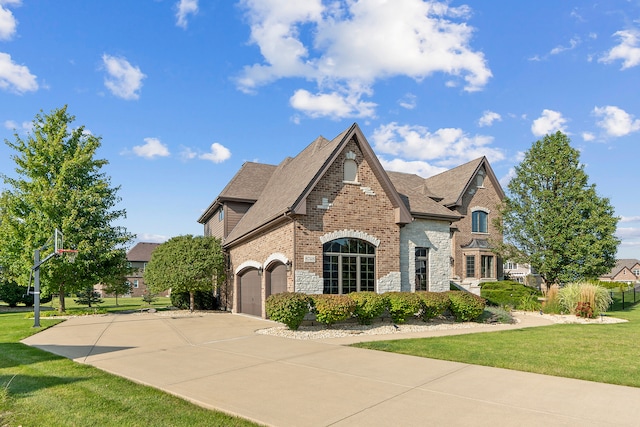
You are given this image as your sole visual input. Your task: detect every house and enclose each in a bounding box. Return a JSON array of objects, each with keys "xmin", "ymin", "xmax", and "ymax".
[
  {"xmin": 599, "ymin": 259, "xmax": 640, "ymax": 284},
  {"xmin": 198, "ymin": 123, "xmax": 504, "ymax": 317},
  {"xmin": 421, "ymin": 157, "xmax": 505, "ymax": 291},
  {"xmin": 503, "ymin": 261, "xmax": 544, "ymax": 288},
  {"xmin": 97, "ymin": 242, "xmax": 169, "ymax": 298}
]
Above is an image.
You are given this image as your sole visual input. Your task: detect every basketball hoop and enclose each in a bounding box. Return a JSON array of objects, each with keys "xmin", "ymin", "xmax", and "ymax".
[{"xmin": 57, "ymin": 249, "xmax": 79, "ymax": 263}]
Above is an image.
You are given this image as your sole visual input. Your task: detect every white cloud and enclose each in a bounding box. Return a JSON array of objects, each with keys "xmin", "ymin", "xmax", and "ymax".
[
  {"xmin": 600, "ymin": 29, "xmax": 640, "ymax": 69},
  {"xmin": 378, "ymin": 157, "xmax": 447, "ymax": 177},
  {"xmin": 102, "ymin": 54, "xmax": 146, "ymax": 100},
  {"xmin": 478, "ymin": 110, "xmax": 501, "ymax": 127},
  {"xmin": 582, "ymin": 132, "xmax": 595, "ymax": 141},
  {"xmin": 398, "ymin": 93, "xmax": 417, "ymax": 110},
  {"xmin": 289, "ymin": 89, "xmax": 376, "ymax": 119},
  {"xmin": 499, "ymin": 167, "xmax": 517, "ymax": 189},
  {"xmin": 176, "ymin": 0, "xmax": 198, "ymax": 29},
  {"xmin": 593, "ymin": 105, "xmax": 640, "ymax": 137},
  {"xmin": 3, "ymin": 118, "xmax": 32, "ymax": 133},
  {"xmin": 371, "ymin": 122, "xmax": 504, "ymax": 170},
  {"xmin": 0, "ymin": 52, "xmax": 38, "ymax": 94},
  {"xmin": 136, "ymin": 233, "xmax": 169, "ymax": 243},
  {"xmin": 620, "ymin": 216, "xmax": 640, "ymax": 223},
  {"xmin": 238, "ymin": 0, "xmax": 491, "ymax": 118},
  {"xmin": 531, "ymin": 109, "xmax": 568, "ymax": 137},
  {"xmin": 180, "ymin": 146, "xmax": 197, "ymax": 160},
  {"xmin": 550, "ymin": 36, "xmax": 580, "ymax": 55},
  {"xmin": 0, "ymin": 0, "xmax": 20, "ymax": 40},
  {"xmin": 133, "ymin": 138, "xmax": 170, "ymax": 159},
  {"xmin": 200, "ymin": 142, "xmax": 231, "ymax": 163}
]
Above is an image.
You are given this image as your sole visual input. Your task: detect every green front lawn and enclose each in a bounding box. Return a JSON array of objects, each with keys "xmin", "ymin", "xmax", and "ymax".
[
  {"xmin": 0, "ymin": 313, "xmax": 260, "ymax": 426},
  {"xmin": 354, "ymin": 303, "xmax": 640, "ymax": 387}
]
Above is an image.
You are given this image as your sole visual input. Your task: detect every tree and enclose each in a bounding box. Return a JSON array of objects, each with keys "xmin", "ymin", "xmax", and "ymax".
[
  {"xmin": 144, "ymin": 235, "xmax": 225, "ymax": 312},
  {"xmin": 496, "ymin": 131, "xmax": 619, "ymax": 285},
  {"xmin": 100, "ymin": 252, "xmax": 134, "ymax": 305},
  {"xmin": 73, "ymin": 285, "xmax": 104, "ymax": 308},
  {"xmin": 0, "ymin": 106, "xmax": 134, "ymax": 312}
]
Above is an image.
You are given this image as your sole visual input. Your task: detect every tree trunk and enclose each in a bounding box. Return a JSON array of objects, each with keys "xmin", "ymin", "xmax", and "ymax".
[
  {"xmin": 189, "ymin": 291, "xmax": 195, "ymax": 313},
  {"xmin": 58, "ymin": 284, "xmax": 66, "ymax": 313}
]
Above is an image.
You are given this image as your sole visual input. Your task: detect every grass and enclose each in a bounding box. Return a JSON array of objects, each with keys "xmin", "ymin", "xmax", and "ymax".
[
  {"xmin": 0, "ymin": 305, "xmax": 260, "ymax": 426},
  {"xmin": 353, "ymin": 301, "xmax": 640, "ymax": 387},
  {"xmin": 32, "ymin": 296, "xmax": 174, "ymax": 316}
]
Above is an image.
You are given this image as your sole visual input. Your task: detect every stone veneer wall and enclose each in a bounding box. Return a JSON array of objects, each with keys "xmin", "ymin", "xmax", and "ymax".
[
  {"xmin": 400, "ymin": 219, "xmax": 452, "ymax": 292},
  {"xmin": 294, "ymin": 138, "xmax": 401, "ymax": 293}
]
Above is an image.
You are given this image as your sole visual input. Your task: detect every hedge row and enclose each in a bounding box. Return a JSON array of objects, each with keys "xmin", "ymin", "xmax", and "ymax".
[
  {"xmin": 265, "ymin": 291, "xmax": 486, "ymax": 330},
  {"xmin": 480, "ymin": 280, "xmax": 542, "ymax": 309}
]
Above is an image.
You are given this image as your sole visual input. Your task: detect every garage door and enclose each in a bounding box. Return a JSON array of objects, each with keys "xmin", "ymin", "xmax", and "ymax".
[
  {"xmin": 268, "ymin": 263, "xmax": 287, "ymax": 296},
  {"xmin": 239, "ymin": 269, "xmax": 262, "ymax": 317}
]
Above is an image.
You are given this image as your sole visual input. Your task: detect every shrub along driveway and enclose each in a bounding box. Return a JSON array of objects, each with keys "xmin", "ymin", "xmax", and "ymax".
[{"xmin": 23, "ymin": 312, "xmax": 640, "ymax": 427}]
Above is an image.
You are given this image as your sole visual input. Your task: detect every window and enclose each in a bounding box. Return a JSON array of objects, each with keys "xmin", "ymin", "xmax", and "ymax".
[
  {"xmin": 466, "ymin": 256, "xmax": 475, "ymax": 278},
  {"xmin": 415, "ymin": 247, "xmax": 429, "ymax": 291},
  {"xmin": 472, "ymin": 210, "xmax": 488, "ymax": 233},
  {"xmin": 476, "ymin": 173, "xmax": 485, "ymax": 187},
  {"xmin": 634, "ymin": 269, "xmax": 640, "ymax": 276},
  {"xmin": 143, "ymin": 262, "xmax": 147, "ymax": 272},
  {"xmin": 344, "ymin": 159, "xmax": 357, "ymax": 182},
  {"xmin": 504, "ymin": 261, "xmax": 517, "ymax": 270},
  {"xmin": 323, "ymin": 238, "xmax": 375, "ymax": 294},
  {"xmin": 481, "ymin": 255, "xmax": 494, "ymax": 278},
  {"xmin": 133, "ymin": 280, "xmax": 139, "ymax": 289},
  {"xmin": 218, "ymin": 208, "xmax": 224, "ymax": 222}
]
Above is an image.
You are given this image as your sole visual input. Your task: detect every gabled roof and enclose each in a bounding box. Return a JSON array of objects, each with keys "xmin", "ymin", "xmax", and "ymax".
[
  {"xmin": 198, "ymin": 162, "xmax": 277, "ymax": 224},
  {"xmin": 601, "ymin": 259, "xmax": 640, "ymax": 278},
  {"xmin": 424, "ymin": 156, "xmax": 505, "ymax": 207},
  {"xmin": 127, "ymin": 242, "xmax": 159, "ymax": 262},
  {"xmin": 386, "ymin": 171, "xmax": 461, "ymax": 221},
  {"xmin": 223, "ymin": 123, "xmax": 412, "ymax": 246}
]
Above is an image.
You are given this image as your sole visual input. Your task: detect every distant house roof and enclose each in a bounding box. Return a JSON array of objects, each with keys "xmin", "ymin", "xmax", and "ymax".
[
  {"xmin": 600, "ymin": 259, "xmax": 640, "ymax": 279},
  {"xmin": 127, "ymin": 242, "xmax": 160, "ymax": 262},
  {"xmin": 223, "ymin": 123, "xmax": 413, "ymax": 246},
  {"xmin": 424, "ymin": 156, "xmax": 504, "ymax": 207}
]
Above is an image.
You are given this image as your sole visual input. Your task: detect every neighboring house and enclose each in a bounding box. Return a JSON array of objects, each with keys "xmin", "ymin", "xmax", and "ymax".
[
  {"xmin": 198, "ymin": 123, "xmax": 504, "ymax": 317},
  {"xmin": 599, "ymin": 259, "xmax": 640, "ymax": 284},
  {"xmin": 96, "ymin": 242, "xmax": 169, "ymax": 298},
  {"xmin": 422, "ymin": 157, "xmax": 505, "ymax": 291},
  {"xmin": 503, "ymin": 261, "xmax": 544, "ymax": 288}
]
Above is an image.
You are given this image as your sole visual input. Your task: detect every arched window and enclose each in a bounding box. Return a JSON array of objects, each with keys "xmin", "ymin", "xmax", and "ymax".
[
  {"xmin": 323, "ymin": 238, "xmax": 375, "ymax": 294},
  {"xmin": 344, "ymin": 158, "xmax": 357, "ymax": 182},
  {"xmin": 472, "ymin": 210, "xmax": 488, "ymax": 233}
]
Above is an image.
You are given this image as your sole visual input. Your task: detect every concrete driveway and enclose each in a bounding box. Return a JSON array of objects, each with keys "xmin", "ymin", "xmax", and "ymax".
[{"xmin": 22, "ymin": 312, "xmax": 640, "ymax": 427}]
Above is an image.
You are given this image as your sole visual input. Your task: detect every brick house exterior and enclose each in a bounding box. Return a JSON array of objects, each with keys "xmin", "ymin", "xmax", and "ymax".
[
  {"xmin": 199, "ymin": 123, "xmax": 503, "ymax": 317},
  {"xmin": 97, "ymin": 242, "xmax": 169, "ymax": 298},
  {"xmin": 423, "ymin": 157, "xmax": 505, "ymax": 293},
  {"xmin": 599, "ymin": 259, "xmax": 640, "ymax": 283}
]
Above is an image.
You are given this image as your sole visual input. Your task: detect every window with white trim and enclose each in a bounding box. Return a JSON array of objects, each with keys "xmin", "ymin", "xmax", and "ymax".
[{"xmin": 466, "ymin": 256, "xmax": 475, "ymax": 278}]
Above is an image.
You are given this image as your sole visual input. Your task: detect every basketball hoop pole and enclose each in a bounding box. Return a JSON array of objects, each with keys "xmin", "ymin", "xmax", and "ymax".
[{"xmin": 32, "ymin": 229, "xmax": 73, "ymax": 328}]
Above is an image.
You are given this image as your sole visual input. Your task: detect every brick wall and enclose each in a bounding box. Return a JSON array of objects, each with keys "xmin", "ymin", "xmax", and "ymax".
[
  {"xmin": 294, "ymin": 138, "xmax": 401, "ymax": 293},
  {"xmin": 451, "ymin": 167, "xmax": 504, "ymax": 281}
]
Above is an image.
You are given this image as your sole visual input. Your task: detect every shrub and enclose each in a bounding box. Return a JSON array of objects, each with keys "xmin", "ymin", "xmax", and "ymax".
[
  {"xmin": 558, "ymin": 282, "xmax": 612, "ymax": 316},
  {"xmin": 170, "ymin": 290, "xmax": 218, "ymax": 310},
  {"xmin": 447, "ymin": 291, "xmax": 486, "ymax": 322},
  {"xmin": 348, "ymin": 292, "xmax": 387, "ymax": 325},
  {"xmin": 311, "ymin": 294, "xmax": 356, "ymax": 326},
  {"xmin": 265, "ymin": 292, "xmax": 310, "ymax": 330},
  {"xmin": 0, "ymin": 281, "xmax": 51, "ymax": 307},
  {"xmin": 480, "ymin": 281, "xmax": 541, "ymax": 308},
  {"xmin": 575, "ymin": 301, "xmax": 594, "ymax": 319},
  {"xmin": 517, "ymin": 293, "xmax": 541, "ymax": 311},
  {"xmin": 478, "ymin": 306, "xmax": 515, "ymax": 324},
  {"xmin": 386, "ymin": 292, "xmax": 422, "ymax": 324},
  {"xmin": 416, "ymin": 292, "xmax": 450, "ymax": 321}
]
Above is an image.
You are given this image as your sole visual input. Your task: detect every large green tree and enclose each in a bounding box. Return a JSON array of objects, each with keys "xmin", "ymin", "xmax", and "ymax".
[
  {"xmin": 496, "ymin": 131, "xmax": 619, "ymax": 285},
  {"xmin": 0, "ymin": 106, "xmax": 134, "ymax": 311},
  {"xmin": 144, "ymin": 235, "xmax": 225, "ymax": 312}
]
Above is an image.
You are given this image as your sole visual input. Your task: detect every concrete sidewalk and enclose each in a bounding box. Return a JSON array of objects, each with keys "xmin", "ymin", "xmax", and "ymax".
[{"xmin": 22, "ymin": 312, "xmax": 640, "ymax": 427}]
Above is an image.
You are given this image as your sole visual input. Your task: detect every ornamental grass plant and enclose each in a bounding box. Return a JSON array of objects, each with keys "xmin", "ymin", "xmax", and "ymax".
[{"xmin": 558, "ymin": 282, "xmax": 612, "ymax": 316}]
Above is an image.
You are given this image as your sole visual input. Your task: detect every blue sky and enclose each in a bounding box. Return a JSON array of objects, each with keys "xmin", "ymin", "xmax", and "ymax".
[{"xmin": 1, "ymin": 0, "xmax": 639, "ymax": 260}]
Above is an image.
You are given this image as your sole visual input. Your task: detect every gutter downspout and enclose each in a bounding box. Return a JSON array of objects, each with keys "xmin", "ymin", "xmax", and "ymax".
[{"xmin": 285, "ymin": 211, "xmax": 296, "ymax": 292}]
